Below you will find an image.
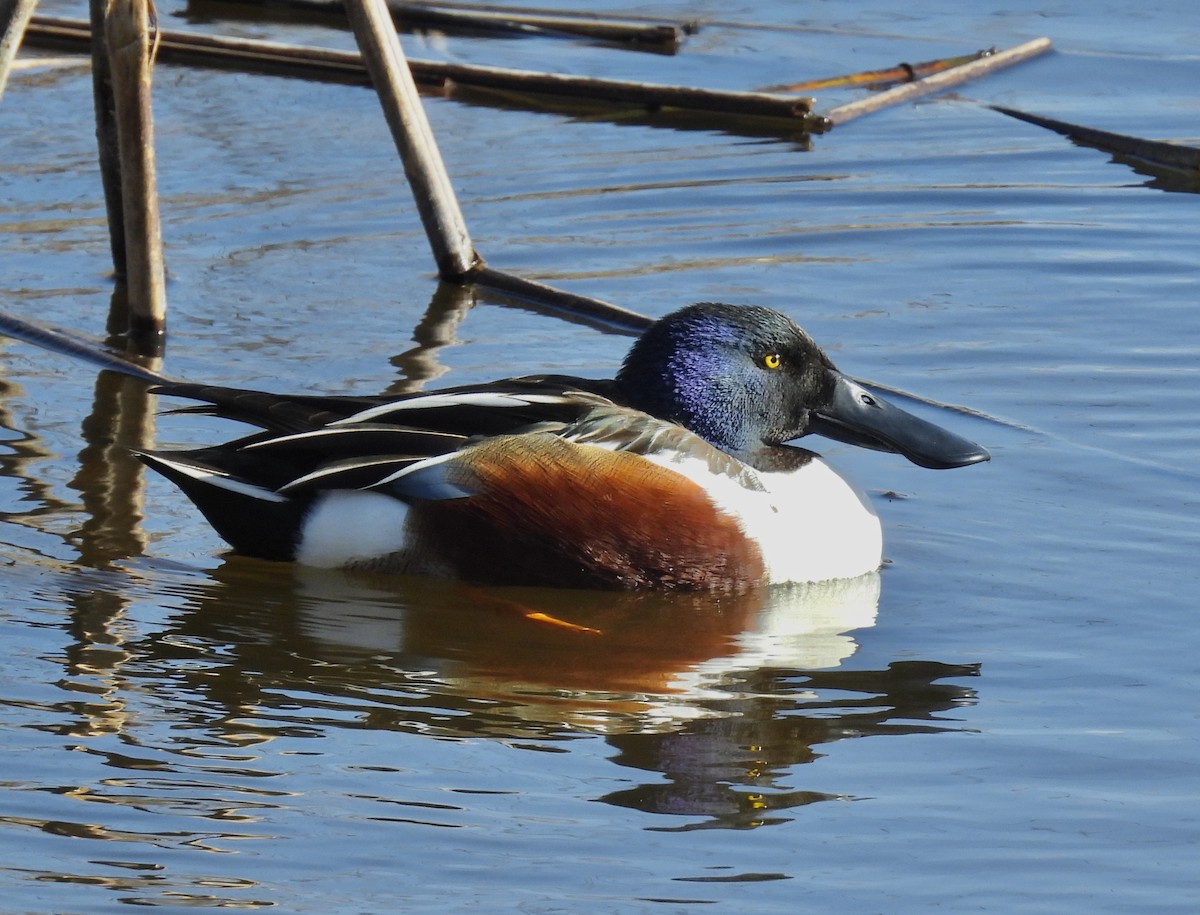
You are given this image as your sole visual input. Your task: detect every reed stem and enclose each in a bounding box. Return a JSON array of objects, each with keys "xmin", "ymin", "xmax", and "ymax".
[
  {"xmin": 93, "ymin": 0, "xmax": 167, "ymax": 336},
  {"xmin": 346, "ymin": 0, "xmax": 479, "ymax": 279},
  {"xmin": 0, "ymin": 0, "xmax": 39, "ymax": 101}
]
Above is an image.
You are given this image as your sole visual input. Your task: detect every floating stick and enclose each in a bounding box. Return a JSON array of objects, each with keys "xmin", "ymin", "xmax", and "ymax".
[
  {"xmin": 822, "ymin": 37, "xmax": 1053, "ymax": 129},
  {"xmin": 759, "ymin": 49, "xmax": 994, "ymax": 94},
  {"xmin": 212, "ymin": 0, "xmax": 690, "ymax": 49}
]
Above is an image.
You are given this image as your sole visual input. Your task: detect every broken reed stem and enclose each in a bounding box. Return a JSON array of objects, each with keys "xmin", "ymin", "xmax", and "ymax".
[
  {"xmin": 469, "ymin": 267, "xmax": 652, "ymax": 336},
  {"xmin": 0, "ymin": 307, "xmax": 174, "ymax": 383},
  {"xmin": 345, "ymin": 0, "xmax": 478, "ymax": 279},
  {"xmin": 0, "ymin": 0, "xmax": 39, "ymax": 101},
  {"xmin": 102, "ymin": 0, "xmax": 167, "ymax": 335},
  {"xmin": 759, "ymin": 49, "xmax": 992, "ymax": 94},
  {"xmin": 823, "ymin": 36, "xmax": 1053, "ymax": 127}
]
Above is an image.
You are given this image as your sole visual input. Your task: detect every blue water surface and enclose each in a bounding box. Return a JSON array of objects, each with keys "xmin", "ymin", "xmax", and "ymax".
[{"xmin": 1, "ymin": 1, "xmax": 1199, "ymax": 911}]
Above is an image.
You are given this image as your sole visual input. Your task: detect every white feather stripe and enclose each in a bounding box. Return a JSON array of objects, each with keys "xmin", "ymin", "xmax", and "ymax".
[
  {"xmin": 329, "ymin": 392, "xmax": 571, "ymax": 425},
  {"xmin": 148, "ymin": 455, "xmax": 289, "ymax": 503},
  {"xmin": 242, "ymin": 425, "xmax": 464, "ymax": 450}
]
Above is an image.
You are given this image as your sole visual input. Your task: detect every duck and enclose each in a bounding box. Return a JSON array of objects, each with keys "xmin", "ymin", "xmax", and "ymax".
[{"xmin": 137, "ymin": 302, "xmax": 988, "ymax": 591}]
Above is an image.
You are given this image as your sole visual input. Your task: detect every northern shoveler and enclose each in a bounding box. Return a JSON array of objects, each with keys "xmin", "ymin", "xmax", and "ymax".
[{"xmin": 138, "ymin": 302, "xmax": 988, "ymax": 591}]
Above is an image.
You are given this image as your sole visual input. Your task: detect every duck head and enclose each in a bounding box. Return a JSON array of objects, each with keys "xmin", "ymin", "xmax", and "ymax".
[{"xmin": 615, "ymin": 302, "xmax": 989, "ymax": 469}]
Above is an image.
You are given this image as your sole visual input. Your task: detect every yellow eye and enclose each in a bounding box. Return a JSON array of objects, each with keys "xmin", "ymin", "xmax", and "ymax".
[{"xmin": 762, "ymin": 353, "xmax": 782, "ymax": 370}]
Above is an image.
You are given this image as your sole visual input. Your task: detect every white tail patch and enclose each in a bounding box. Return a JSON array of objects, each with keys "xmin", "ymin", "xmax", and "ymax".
[{"xmin": 296, "ymin": 490, "xmax": 411, "ymax": 569}]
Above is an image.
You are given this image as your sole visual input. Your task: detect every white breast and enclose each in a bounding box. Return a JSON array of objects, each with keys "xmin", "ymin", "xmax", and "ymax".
[{"xmin": 642, "ymin": 452, "xmax": 883, "ymax": 584}]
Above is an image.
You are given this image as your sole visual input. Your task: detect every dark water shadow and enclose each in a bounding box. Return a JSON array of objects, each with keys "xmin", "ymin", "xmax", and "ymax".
[{"xmin": 992, "ymin": 105, "xmax": 1200, "ymax": 194}]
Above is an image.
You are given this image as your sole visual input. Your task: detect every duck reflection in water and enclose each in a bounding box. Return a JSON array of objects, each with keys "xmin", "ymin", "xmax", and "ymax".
[{"xmin": 151, "ymin": 559, "xmax": 979, "ymax": 830}]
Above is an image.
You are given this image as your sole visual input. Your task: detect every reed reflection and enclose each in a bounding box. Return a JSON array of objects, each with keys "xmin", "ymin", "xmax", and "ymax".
[
  {"xmin": 59, "ymin": 319, "xmax": 162, "ymax": 738},
  {"xmin": 382, "ymin": 282, "xmax": 474, "ymax": 396},
  {"xmin": 0, "ymin": 371, "xmax": 72, "ymax": 535},
  {"xmin": 70, "ymin": 368, "xmax": 157, "ymax": 566}
]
